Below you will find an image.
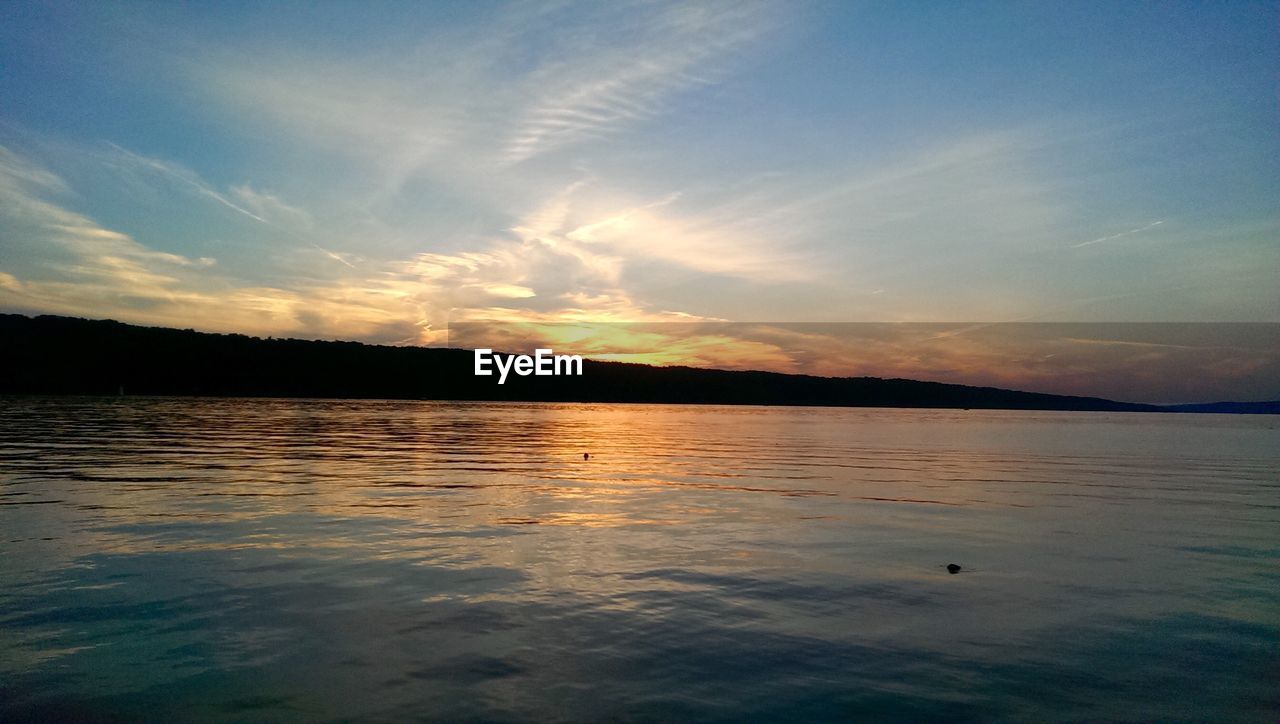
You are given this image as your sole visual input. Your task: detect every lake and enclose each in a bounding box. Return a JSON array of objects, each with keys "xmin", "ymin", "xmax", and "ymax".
[{"xmin": 1, "ymin": 398, "xmax": 1276, "ymax": 721}]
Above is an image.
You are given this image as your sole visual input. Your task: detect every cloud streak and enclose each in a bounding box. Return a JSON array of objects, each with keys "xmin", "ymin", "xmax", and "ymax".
[
  {"xmin": 500, "ymin": 3, "xmax": 769, "ymax": 164},
  {"xmin": 104, "ymin": 143, "xmax": 268, "ymax": 223},
  {"xmin": 1072, "ymin": 220, "xmax": 1164, "ymax": 248},
  {"xmin": 192, "ymin": 0, "xmax": 777, "ymax": 192}
]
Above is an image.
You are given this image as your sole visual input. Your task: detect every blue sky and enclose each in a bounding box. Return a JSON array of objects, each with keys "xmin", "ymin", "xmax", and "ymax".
[{"xmin": 1, "ymin": 0, "xmax": 1277, "ymax": 352}]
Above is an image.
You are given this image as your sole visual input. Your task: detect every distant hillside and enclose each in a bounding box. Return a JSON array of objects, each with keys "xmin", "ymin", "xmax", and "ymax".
[
  {"xmin": 1161, "ymin": 400, "xmax": 1280, "ymax": 414},
  {"xmin": 0, "ymin": 313, "xmax": 1226, "ymax": 413}
]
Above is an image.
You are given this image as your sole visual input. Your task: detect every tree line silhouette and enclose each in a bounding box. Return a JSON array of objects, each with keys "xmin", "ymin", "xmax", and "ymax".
[{"xmin": 0, "ymin": 314, "xmax": 1169, "ymax": 411}]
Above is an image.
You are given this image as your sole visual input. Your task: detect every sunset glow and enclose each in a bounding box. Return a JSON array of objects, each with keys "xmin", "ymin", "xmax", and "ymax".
[{"xmin": 1, "ymin": 2, "xmax": 1277, "ymax": 399}]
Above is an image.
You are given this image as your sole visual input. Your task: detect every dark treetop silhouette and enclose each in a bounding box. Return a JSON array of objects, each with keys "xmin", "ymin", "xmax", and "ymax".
[{"xmin": 4, "ymin": 314, "xmax": 1274, "ymax": 412}]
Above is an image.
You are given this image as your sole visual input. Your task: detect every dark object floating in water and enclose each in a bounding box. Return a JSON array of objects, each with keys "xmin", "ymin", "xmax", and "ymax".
[
  {"xmin": 583, "ymin": 453, "xmax": 590, "ymax": 460},
  {"xmin": 946, "ymin": 563, "xmax": 962, "ymax": 574}
]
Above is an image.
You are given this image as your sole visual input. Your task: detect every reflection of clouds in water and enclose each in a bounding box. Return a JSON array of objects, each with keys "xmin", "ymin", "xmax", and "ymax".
[{"xmin": 2, "ymin": 398, "xmax": 1277, "ymax": 719}]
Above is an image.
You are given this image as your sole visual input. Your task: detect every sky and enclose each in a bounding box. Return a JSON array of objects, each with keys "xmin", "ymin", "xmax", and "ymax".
[{"xmin": 1, "ymin": 1, "xmax": 1277, "ymax": 400}]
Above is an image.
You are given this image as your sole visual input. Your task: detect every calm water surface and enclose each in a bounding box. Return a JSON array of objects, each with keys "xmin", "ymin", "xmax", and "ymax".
[{"xmin": 1, "ymin": 398, "xmax": 1277, "ymax": 721}]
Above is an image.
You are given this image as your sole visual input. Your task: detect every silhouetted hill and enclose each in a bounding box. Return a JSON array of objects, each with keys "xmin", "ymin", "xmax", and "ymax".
[{"xmin": 0, "ymin": 313, "xmax": 1217, "ymax": 412}]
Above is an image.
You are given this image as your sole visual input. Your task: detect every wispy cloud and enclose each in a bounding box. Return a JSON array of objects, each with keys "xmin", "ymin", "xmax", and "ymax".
[
  {"xmin": 1072, "ymin": 220, "xmax": 1164, "ymax": 248},
  {"xmin": 501, "ymin": 3, "xmax": 769, "ymax": 164},
  {"xmin": 229, "ymin": 184, "xmax": 312, "ymax": 226},
  {"xmin": 0, "ymin": 144, "xmax": 706, "ymax": 342},
  {"xmin": 195, "ymin": 0, "xmax": 775, "ymax": 180},
  {"xmin": 0, "ymin": 145, "xmax": 424, "ymax": 341},
  {"xmin": 104, "ymin": 143, "xmax": 268, "ymax": 223},
  {"xmin": 99, "ymin": 144, "xmax": 366, "ymax": 275}
]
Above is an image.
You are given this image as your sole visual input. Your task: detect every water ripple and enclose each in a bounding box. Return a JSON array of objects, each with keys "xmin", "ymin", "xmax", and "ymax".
[{"xmin": 1, "ymin": 397, "xmax": 1277, "ymax": 720}]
